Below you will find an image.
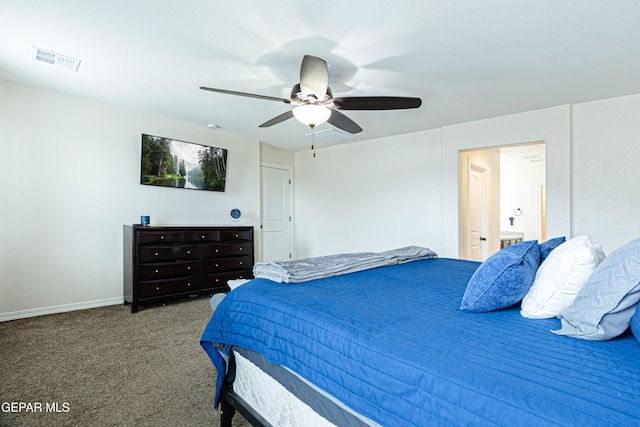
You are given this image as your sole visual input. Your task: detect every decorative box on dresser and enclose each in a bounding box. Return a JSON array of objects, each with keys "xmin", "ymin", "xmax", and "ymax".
[{"xmin": 123, "ymin": 225, "xmax": 254, "ymax": 313}]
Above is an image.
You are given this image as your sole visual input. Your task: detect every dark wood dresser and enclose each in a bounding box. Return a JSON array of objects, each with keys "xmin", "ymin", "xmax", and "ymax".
[{"xmin": 123, "ymin": 225, "xmax": 254, "ymax": 313}]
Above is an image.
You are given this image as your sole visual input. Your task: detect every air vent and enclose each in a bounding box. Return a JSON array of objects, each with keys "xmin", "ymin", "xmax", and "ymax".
[
  {"xmin": 305, "ymin": 128, "xmax": 354, "ymax": 143},
  {"xmin": 32, "ymin": 47, "xmax": 81, "ymax": 71}
]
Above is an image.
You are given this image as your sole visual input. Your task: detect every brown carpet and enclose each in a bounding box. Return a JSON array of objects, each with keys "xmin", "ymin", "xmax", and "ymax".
[{"xmin": 0, "ymin": 297, "xmax": 250, "ymax": 427}]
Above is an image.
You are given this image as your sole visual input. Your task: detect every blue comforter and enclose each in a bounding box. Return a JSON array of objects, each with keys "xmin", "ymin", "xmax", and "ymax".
[{"xmin": 200, "ymin": 258, "xmax": 640, "ymax": 426}]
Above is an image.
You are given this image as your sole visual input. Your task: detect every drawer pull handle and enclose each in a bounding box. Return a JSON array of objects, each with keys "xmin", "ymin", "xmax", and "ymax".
[
  {"xmin": 239, "ymin": 248, "xmax": 243, "ymax": 251},
  {"xmin": 215, "ymin": 264, "xmax": 219, "ymax": 267},
  {"xmin": 235, "ymin": 234, "xmax": 239, "ymax": 238},
  {"xmin": 155, "ymin": 252, "xmax": 159, "ymax": 256},
  {"xmin": 155, "ymin": 269, "xmax": 159, "ymax": 273},
  {"xmin": 240, "ymin": 261, "xmax": 243, "ymax": 265},
  {"xmin": 187, "ymin": 283, "xmax": 191, "ymax": 287},
  {"xmin": 160, "ymin": 236, "xmax": 165, "ymax": 240},
  {"xmin": 201, "ymin": 235, "xmax": 206, "ymax": 239},
  {"xmin": 215, "ymin": 249, "xmax": 219, "ymax": 253},
  {"xmin": 187, "ymin": 266, "xmax": 191, "ymax": 270},
  {"xmin": 187, "ymin": 250, "xmax": 191, "ymax": 254},
  {"xmin": 215, "ymin": 279, "xmax": 219, "ymax": 282},
  {"xmin": 156, "ymin": 287, "xmax": 160, "ymax": 290}
]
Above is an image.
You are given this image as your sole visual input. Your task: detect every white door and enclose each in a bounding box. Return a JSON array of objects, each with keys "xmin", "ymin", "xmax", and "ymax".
[
  {"xmin": 260, "ymin": 165, "xmax": 293, "ymax": 262},
  {"xmin": 469, "ymin": 164, "xmax": 488, "ymax": 261}
]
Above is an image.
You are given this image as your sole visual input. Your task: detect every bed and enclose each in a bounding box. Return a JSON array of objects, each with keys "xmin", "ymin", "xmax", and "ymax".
[{"xmin": 200, "ymin": 242, "xmax": 640, "ymax": 426}]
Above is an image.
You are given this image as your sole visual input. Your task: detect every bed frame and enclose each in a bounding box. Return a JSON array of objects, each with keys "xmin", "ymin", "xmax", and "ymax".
[
  {"xmin": 219, "ymin": 352, "xmax": 269, "ymax": 427},
  {"xmin": 219, "ymin": 385, "xmax": 268, "ymax": 427}
]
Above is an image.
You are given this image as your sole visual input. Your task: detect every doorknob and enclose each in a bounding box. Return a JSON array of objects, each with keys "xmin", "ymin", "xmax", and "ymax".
[{"xmin": 480, "ymin": 237, "xmax": 487, "ymax": 241}]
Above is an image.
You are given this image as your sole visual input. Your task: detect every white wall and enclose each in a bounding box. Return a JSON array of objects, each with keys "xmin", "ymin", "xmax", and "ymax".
[
  {"xmin": 260, "ymin": 142, "xmax": 295, "ymax": 167},
  {"xmin": 294, "ymin": 105, "xmax": 573, "ymax": 259},
  {"xmin": 3, "ymin": 77, "xmax": 640, "ymax": 320},
  {"xmin": 292, "ymin": 95, "xmax": 640, "ymax": 261},
  {"xmin": 294, "ymin": 129, "xmax": 443, "ymax": 257},
  {"xmin": 442, "ymin": 106, "xmax": 572, "ymax": 257},
  {"xmin": 572, "ymin": 93, "xmax": 640, "ymax": 254},
  {"xmin": 500, "ymin": 152, "xmax": 546, "ymax": 241},
  {"xmin": 0, "ymin": 80, "xmax": 260, "ymax": 320}
]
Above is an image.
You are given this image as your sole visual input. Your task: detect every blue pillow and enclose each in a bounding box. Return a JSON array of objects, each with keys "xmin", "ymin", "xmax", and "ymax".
[
  {"xmin": 631, "ymin": 306, "xmax": 640, "ymax": 345},
  {"xmin": 554, "ymin": 237, "xmax": 640, "ymax": 341},
  {"xmin": 460, "ymin": 240, "xmax": 540, "ymax": 312},
  {"xmin": 539, "ymin": 236, "xmax": 566, "ymax": 262}
]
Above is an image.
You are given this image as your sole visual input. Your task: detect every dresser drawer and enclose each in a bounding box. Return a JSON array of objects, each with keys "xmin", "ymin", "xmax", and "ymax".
[
  {"xmin": 221, "ymin": 229, "xmax": 252, "ymax": 241},
  {"xmin": 203, "ymin": 270, "xmax": 253, "ymax": 289},
  {"xmin": 138, "ymin": 276, "xmax": 203, "ymax": 298},
  {"xmin": 203, "ymin": 242, "xmax": 252, "ymax": 258},
  {"xmin": 138, "ymin": 259, "xmax": 202, "ymax": 280},
  {"xmin": 204, "ymin": 256, "xmax": 252, "ymax": 273},
  {"xmin": 183, "ymin": 230, "xmax": 221, "ymax": 242},
  {"xmin": 138, "ymin": 245, "xmax": 201, "ymax": 262},
  {"xmin": 137, "ymin": 231, "xmax": 183, "ymax": 244}
]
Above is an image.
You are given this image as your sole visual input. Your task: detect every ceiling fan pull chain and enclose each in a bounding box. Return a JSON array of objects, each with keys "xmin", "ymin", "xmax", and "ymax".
[{"xmin": 310, "ymin": 125, "xmax": 316, "ymax": 157}]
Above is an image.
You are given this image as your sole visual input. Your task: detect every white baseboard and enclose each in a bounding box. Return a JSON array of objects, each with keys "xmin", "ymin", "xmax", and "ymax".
[{"xmin": 0, "ymin": 297, "xmax": 124, "ymax": 322}]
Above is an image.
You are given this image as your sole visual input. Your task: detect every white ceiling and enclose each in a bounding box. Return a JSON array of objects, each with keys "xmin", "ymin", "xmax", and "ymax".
[{"xmin": 2, "ymin": 1, "xmax": 640, "ymax": 151}]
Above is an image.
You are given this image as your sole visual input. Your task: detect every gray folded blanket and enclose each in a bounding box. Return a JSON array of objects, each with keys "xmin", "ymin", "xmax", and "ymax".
[{"xmin": 252, "ymin": 245, "xmax": 437, "ymax": 283}]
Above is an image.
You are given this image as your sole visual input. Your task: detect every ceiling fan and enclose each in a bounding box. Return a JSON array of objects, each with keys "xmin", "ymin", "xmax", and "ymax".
[{"xmin": 200, "ymin": 55, "xmax": 422, "ymax": 134}]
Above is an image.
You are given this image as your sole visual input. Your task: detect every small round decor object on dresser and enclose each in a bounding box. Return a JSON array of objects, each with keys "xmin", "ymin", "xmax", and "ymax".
[{"xmin": 230, "ymin": 208, "xmax": 241, "ymax": 220}]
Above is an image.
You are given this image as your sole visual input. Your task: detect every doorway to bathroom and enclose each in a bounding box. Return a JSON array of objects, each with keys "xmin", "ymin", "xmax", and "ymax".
[{"xmin": 459, "ymin": 142, "xmax": 546, "ymax": 261}]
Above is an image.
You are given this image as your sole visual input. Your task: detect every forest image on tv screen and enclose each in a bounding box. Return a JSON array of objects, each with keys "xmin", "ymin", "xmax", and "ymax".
[{"xmin": 140, "ymin": 134, "xmax": 227, "ymax": 192}]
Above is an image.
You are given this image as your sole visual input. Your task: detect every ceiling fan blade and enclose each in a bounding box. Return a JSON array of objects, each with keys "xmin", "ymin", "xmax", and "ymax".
[
  {"xmin": 327, "ymin": 110, "xmax": 363, "ymax": 134},
  {"xmin": 200, "ymin": 86, "xmax": 290, "ymax": 104},
  {"xmin": 259, "ymin": 110, "xmax": 295, "ymax": 128},
  {"xmin": 300, "ymin": 55, "xmax": 328, "ymax": 99},
  {"xmin": 332, "ymin": 96, "xmax": 422, "ymax": 110}
]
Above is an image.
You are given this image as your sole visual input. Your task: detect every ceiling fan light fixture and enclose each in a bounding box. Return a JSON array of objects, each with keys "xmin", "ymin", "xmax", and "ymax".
[
  {"xmin": 201, "ymin": 55, "xmax": 421, "ymax": 135},
  {"xmin": 292, "ymin": 105, "xmax": 331, "ymax": 128}
]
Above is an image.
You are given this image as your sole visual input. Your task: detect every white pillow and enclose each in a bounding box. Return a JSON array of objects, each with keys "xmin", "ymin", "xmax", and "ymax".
[{"xmin": 520, "ymin": 236, "xmax": 605, "ymax": 319}]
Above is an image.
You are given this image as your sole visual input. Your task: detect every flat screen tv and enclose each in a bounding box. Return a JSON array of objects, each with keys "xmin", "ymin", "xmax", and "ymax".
[{"xmin": 140, "ymin": 134, "xmax": 227, "ymax": 192}]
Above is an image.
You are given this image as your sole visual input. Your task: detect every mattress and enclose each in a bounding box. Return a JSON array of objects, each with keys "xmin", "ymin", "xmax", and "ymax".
[
  {"xmin": 201, "ymin": 258, "xmax": 640, "ymax": 426},
  {"xmin": 231, "ymin": 347, "xmax": 378, "ymax": 427}
]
